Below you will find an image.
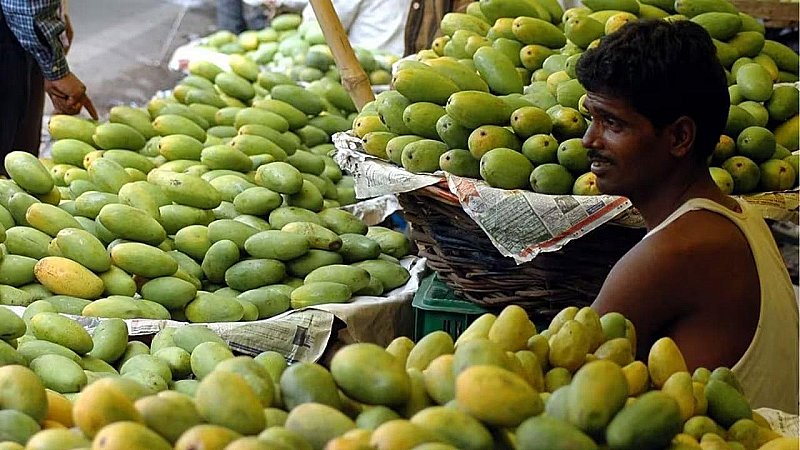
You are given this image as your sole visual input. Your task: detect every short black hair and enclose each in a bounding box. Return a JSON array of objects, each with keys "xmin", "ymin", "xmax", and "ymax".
[{"xmin": 576, "ymin": 20, "xmax": 729, "ymax": 160}]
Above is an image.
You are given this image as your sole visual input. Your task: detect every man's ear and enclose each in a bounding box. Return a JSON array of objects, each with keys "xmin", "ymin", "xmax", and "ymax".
[{"xmin": 669, "ymin": 116, "xmax": 696, "ymax": 158}]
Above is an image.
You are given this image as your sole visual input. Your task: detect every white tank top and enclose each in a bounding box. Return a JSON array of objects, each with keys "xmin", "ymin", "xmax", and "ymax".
[{"xmin": 645, "ymin": 198, "xmax": 799, "ymax": 414}]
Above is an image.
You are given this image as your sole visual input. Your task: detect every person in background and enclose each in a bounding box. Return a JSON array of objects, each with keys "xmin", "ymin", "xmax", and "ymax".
[
  {"xmin": 578, "ymin": 19, "xmax": 798, "ymax": 413},
  {"xmin": 218, "ymin": 0, "xmax": 267, "ymax": 34},
  {"xmin": 404, "ymin": 0, "xmax": 471, "ymax": 56},
  {"xmin": 299, "ymin": 0, "xmax": 413, "ymax": 57},
  {"xmin": 0, "ymin": 0, "xmax": 96, "ymax": 159}
]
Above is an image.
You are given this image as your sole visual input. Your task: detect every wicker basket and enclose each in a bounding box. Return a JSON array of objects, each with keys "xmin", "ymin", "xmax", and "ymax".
[{"xmin": 398, "ymin": 183, "xmax": 646, "ymax": 322}]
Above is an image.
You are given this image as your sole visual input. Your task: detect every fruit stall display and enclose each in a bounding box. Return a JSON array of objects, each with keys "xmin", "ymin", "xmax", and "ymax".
[
  {"xmin": 170, "ymin": 13, "xmax": 396, "ymax": 88},
  {"xmin": 0, "ymin": 34, "xmax": 418, "ymax": 324},
  {"xmin": 348, "ymin": 0, "xmax": 799, "ymax": 196},
  {"xmin": 0, "ymin": 303, "xmax": 796, "ymax": 448},
  {"xmin": 329, "ymin": 0, "xmax": 799, "ymax": 319}
]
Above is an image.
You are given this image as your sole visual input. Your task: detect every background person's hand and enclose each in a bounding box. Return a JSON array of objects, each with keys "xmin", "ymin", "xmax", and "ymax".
[{"xmin": 44, "ymin": 72, "xmax": 98, "ymax": 120}]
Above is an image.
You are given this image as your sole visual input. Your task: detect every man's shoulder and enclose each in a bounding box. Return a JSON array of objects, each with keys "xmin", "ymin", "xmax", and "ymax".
[{"xmin": 623, "ymin": 208, "xmax": 751, "ymax": 276}]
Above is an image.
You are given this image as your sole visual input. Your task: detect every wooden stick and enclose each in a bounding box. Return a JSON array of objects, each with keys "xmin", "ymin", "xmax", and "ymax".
[{"xmin": 308, "ymin": 0, "xmax": 375, "ymax": 111}]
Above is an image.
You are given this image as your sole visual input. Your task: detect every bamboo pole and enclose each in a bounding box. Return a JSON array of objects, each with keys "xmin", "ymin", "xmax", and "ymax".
[{"xmin": 308, "ymin": 0, "xmax": 375, "ymax": 111}]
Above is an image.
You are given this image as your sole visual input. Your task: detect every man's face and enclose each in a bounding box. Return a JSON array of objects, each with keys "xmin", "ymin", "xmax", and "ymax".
[{"xmin": 581, "ymin": 91, "xmax": 675, "ymax": 199}]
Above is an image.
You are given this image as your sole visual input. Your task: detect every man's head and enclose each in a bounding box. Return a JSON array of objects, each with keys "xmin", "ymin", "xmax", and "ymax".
[
  {"xmin": 577, "ymin": 19, "xmax": 729, "ymax": 159},
  {"xmin": 575, "ymin": 19, "xmax": 729, "ymax": 196}
]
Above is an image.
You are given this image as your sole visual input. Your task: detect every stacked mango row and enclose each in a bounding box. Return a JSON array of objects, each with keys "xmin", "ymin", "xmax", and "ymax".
[
  {"xmin": 0, "ymin": 33, "xmax": 413, "ymax": 322},
  {"xmin": 0, "ymin": 304, "xmax": 795, "ymax": 449},
  {"xmin": 352, "ymin": 0, "xmax": 799, "ymax": 195}
]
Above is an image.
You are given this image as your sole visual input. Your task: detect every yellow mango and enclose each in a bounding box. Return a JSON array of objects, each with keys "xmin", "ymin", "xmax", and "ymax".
[
  {"xmin": 422, "ymin": 354, "xmax": 455, "ymax": 405},
  {"xmin": 548, "ymin": 320, "xmax": 589, "ymax": 372},
  {"xmin": 455, "ymin": 365, "xmax": 542, "ymax": 427},
  {"xmin": 547, "ymin": 306, "xmax": 578, "ymax": 335},
  {"xmin": 574, "ymin": 307, "xmax": 604, "ymax": 352},
  {"xmin": 527, "ymin": 334, "xmax": 550, "ymax": 371},
  {"xmin": 488, "ymin": 305, "xmax": 536, "ymax": 352},
  {"xmin": 406, "ymin": 331, "xmax": 454, "ymax": 371},
  {"xmin": 663, "ymin": 371, "xmax": 696, "ymax": 421},
  {"xmin": 515, "ymin": 350, "xmax": 545, "ymax": 392},
  {"xmin": 694, "ymin": 381, "xmax": 709, "ymax": 416},
  {"xmin": 727, "ymin": 418, "xmax": 760, "ymax": 450},
  {"xmin": 595, "ymin": 337, "xmax": 634, "ymax": 366},
  {"xmin": 385, "ymin": 337, "xmax": 415, "ymax": 367},
  {"xmin": 44, "ymin": 389, "xmax": 74, "ymax": 428},
  {"xmin": 648, "ymin": 337, "xmax": 688, "ymax": 388},
  {"xmin": 73, "ymin": 380, "xmax": 142, "ymax": 438},
  {"xmin": 454, "ymin": 313, "xmax": 496, "ymax": 348},
  {"xmin": 621, "ymin": 360, "xmax": 650, "ymax": 396}
]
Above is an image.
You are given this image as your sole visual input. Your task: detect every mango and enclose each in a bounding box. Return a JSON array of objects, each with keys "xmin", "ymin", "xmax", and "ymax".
[
  {"xmin": 567, "ymin": 360, "xmax": 629, "ymax": 436},
  {"xmin": 480, "ymin": 147, "xmax": 534, "ymax": 189},
  {"xmin": 456, "ymin": 365, "xmax": 542, "ymax": 427},
  {"xmin": 111, "ymin": 242, "xmax": 178, "ymax": 278},
  {"xmin": 194, "ymin": 370, "xmax": 265, "ymax": 435},
  {"xmin": 147, "ymin": 170, "xmax": 221, "ymax": 209},
  {"xmin": 705, "ymin": 379, "xmax": 752, "ymax": 427},
  {"xmin": 279, "ymin": 361, "xmax": 342, "ymax": 411},
  {"xmin": 4, "ymin": 151, "xmax": 54, "ymax": 195},
  {"xmin": 473, "ymin": 47, "xmax": 524, "ymax": 95},
  {"xmin": 517, "ymin": 415, "xmax": 598, "ymax": 450},
  {"xmin": 73, "ymin": 379, "xmax": 142, "ymax": 438},
  {"xmin": 30, "ymin": 354, "xmax": 87, "ymax": 393},
  {"xmin": 0, "ymin": 410, "xmax": 40, "ymax": 445},
  {"xmin": 185, "ymin": 291, "xmax": 244, "ymax": 323},
  {"xmin": 0, "ymin": 365, "xmax": 48, "ymax": 422},
  {"xmin": 88, "ymin": 318, "xmax": 128, "ymax": 364},
  {"xmin": 97, "ymin": 203, "xmax": 167, "ymax": 246},
  {"xmin": 648, "ymin": 337, "xmax": 688, "ymax": 388},
  {"xmin": 605, "ymin": 391, "xmax": 683, "ymax": 450},
  {"xmin": 512, "ymin": 17, "xmax": 566, "ymax": 48},
  {"xmin": 30, "ymin": 311, "xmax": 93, "ymax": 354},
  {"xmin": 394, "ymin": 68, "xmax": 460, "ymax": 106},
  {"xmin": 48, "ymin": 115, "xmax": 96, "ymax": 145},
  {"xmin": 284, "ymin": 403, "xmax": 356, "ymax": 450}
]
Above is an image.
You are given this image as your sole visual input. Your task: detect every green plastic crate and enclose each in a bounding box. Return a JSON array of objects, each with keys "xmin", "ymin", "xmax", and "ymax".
[{"xmin": 412, "ymin": 274, "xmax": 487, "ymax": 341}]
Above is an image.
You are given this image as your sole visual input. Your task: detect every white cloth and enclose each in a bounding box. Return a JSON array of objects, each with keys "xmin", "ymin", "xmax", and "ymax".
[
  {"xmin": 646, "ymin": 197, "xmax": 799, "ymax": 414},
  {"xmin": 301, "ymin": 0, "xmax": 411, "ymax": 56}
]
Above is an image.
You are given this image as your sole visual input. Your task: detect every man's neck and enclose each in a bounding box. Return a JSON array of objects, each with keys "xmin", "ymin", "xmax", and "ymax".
[{"xmin": 631, "ymin": 165, "xmax": 730, "ymax": 230}]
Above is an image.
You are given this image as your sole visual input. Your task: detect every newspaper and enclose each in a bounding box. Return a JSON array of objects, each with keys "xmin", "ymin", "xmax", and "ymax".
[
  {"xmin": 447, "ymin": 175, "xmax": 632, "ymax": 263},
  {"xmin": 333, "ymin": 132, "xmax": 799, "ymax": 264},
  {"xmin": 333, "ymin": 132, "xmax": 442, "ymax": 199},
  {"xmin": 6, "ymin": 257, "xmax": 427, "ymax": 363},
  {"xmin": 342, "ymin": 194, "xmax": 402, "ymax": 226},
  {"xmin": 756, "ymin": 408, "xmax": 800, "ymax": 437}
]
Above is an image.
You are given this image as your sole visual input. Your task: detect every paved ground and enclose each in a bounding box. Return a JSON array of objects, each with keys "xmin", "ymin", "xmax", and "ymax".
[{"xmin": 47, "ymin": 0, "xmax": 217, "ymax": 117}]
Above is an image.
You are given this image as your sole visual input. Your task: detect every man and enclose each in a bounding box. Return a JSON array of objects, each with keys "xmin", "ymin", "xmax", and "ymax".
[
  {"xmin": 1, "ymin": 0, "xmax": 96, "ymax": 158},
  {"xmin": 577, "ymin": 19, "xmax": 798, "ymax": 413}
]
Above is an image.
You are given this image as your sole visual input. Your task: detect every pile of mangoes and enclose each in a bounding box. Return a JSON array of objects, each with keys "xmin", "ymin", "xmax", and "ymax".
[
  {"xmin": 201, "ymin": 13, "xmax": 396, "ymax": 86},
  {"xmin": 0, "ymin": 48, "xmax": 413, "ymax": 322},
  {"xmin": 352, "ymin": 0, "xmax": 799, "ymax": 195},
  {"xmin": 0, "ymin": 303, "xmax": 796, "ymax": 449}
]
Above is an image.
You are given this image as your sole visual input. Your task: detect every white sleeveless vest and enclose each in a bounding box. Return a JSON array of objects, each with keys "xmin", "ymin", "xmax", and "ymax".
[{"xmin": 645, "ymin": 198, "xmax": 799, "ymax": 414}]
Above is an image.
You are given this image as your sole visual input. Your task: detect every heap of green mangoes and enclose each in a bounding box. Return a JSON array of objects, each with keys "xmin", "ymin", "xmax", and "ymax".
[
  {"xmin": 0, "ymin": 303, "xmax": 796, "ymax": 449},
  {"xmin": 201, "ymin": 13, "xmax": 396, "ymax": 86},
  {"xmin": 352, "ymin": 0, "xmax": 799, "ymax": 196},
  {"xmin": 0, "ymin": 46, "xmax": 414, "ymax": 322}
]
